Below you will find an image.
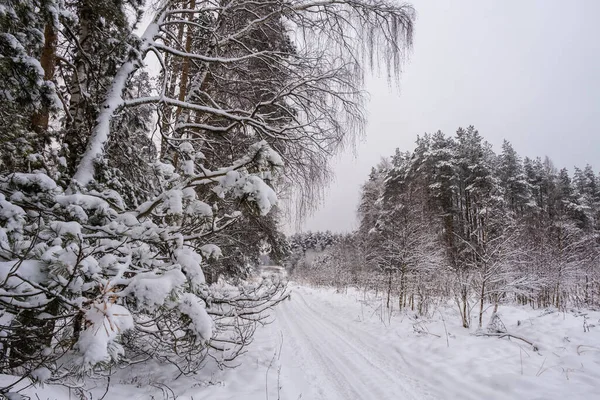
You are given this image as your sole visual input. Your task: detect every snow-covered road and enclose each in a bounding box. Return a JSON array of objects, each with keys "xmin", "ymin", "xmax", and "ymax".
[
  {"xmin": 276, "ymin": 289, "xmax": 438, "ymax": 400},
  {"xmin": 5, "ymin": 284, "xmax": 599, "ymax": 399},
  {"xmin": 263, "ymin": 285, "xmax": 600, "ymax": 400}
]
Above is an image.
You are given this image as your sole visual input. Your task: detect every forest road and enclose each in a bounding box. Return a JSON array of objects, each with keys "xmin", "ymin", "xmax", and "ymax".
[{"xmin": 275, "ymin": 288, "xmax": 439, "ymax": 400}]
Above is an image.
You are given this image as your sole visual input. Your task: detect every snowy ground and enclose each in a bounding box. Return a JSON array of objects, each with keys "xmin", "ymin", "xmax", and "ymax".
[{"xmin": 3, "ymin": 284, "xmax": 600, "ymax": 399}]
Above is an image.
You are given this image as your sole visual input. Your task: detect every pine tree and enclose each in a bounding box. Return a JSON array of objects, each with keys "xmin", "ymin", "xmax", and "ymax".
[
  {"xmin": 352, "ymin": 127, "xmax": 600, "ymax": 325},
  {"xmin": 498, "ymin": 140, "xmax": 530, "ymax": 214},
  {"xmin": 0, "ymin": 0, "xmax": 62, "ymax": 172}
]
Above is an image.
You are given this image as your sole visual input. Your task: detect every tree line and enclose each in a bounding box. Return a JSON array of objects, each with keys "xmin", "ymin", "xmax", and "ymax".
[{"xmin": 291, "ymin": 127, "xmax": 600, "ymax": 328}]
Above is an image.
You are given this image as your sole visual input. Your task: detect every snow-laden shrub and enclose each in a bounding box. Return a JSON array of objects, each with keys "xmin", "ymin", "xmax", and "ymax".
[{"xmin": 0, "ymin": 141, "xmax": 287, "ymax": 383}]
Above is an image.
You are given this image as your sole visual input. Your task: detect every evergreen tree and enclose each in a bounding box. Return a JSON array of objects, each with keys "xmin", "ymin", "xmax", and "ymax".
[
  {"xmin": 498, "ymin": 140, "xmax": 530, "ymax": 214},
  {"xmin": 352, "ymin": 127, "xmax": 600, "ymax": 325}
]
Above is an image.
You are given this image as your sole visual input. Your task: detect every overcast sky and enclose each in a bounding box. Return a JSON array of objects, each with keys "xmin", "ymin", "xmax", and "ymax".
[{"xmin": 297, "ymin": 0, "xmax": 600, "ymax": 233}]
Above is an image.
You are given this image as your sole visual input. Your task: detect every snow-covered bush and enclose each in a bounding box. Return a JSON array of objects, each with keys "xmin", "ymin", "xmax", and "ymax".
[{"xmin": 0, "ymin": 142, "xmax": 287, "ymax": 383}]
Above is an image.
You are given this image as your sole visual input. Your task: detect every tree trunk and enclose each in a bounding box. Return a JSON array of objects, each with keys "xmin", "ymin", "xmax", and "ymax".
[
  {"xmin": 386, "ymin": 271, "xmax": 392, "ymax": 309},
  {"xmin": 31, "ymin": 22, "xmax": 57, "ymax": 134},
  {"xmin": 478, "ymin": 279, "xmax": 485, "ymax": 328},
  {"xmin": 462, "ymin": 287, "xmax": 469, "ymax": 328},
  {"xmin": 64, "ymin": 1, "xmax": 94, "ymax": 174}
]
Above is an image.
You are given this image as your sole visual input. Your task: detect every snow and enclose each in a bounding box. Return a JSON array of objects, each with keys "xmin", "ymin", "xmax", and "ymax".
[
  {"xmin": 174, "ymin": 248, "xmax": 206, "ymax": 286},
  {"xmin": 211, "ymin": 169, "xmax": 278, "ymax": 215},
  {"xmin": 89, "ymin": 189, "xmax": 125, "ymax": 210},
  {"xmin": 3, "ymin": 283, "xmax": 599, "ymax": 399},
  {"xmin": 179, "ymin": 142, "xmax": 194, "ymax": 154},
  {"xmin": 182, "ymin": 159, "xmax": 195, "ymax": 175},
  {"xmin": 186, "ymin": 199, "xmax": 213, "ymax": 217},
  {"xmin": 200, "ymin": 244, "xmax": 222, "ymax": 259},
  {"xmin": 49, "ymin": 221, "xmax": 82, "ymax": 237},
  {"xmin": 165, "ymin": 189, "xmax": 183, "ymax": 214},
  {"xmin": 181, "ymin": 187, "xmax": 196, "ymax": 200},
  {"xmin": 77, "ymin": 302, "xmax": 134, "ymax": 368},
  {"xmin": 115, "ymin": 212, "xmax": 139, "ymax": 227},
  {"xmin": 0, "ymin": 194, "xmax": 26, "ymax": 233},
  {"xmin": 9, "ymin": 173, "xmax": 57, "ymax": 191},
  {"xmin": 0, "ymin": 260, "xmax": 46, "ymax": 288},
  {"xmin": 30, "ymin": 367, "xmax": 51, "ymax": 384},
  {"xmin": 64, "ymin": 204, "xmax": 89, "ymax": 222},
  {"xmin": 213, "ymin": 170, "xmax": 241, "ymax": 198},
  {"xmin": 269, "ymin": 286, "xmax": 600, "ymax": 400},
  {"xmin": 233, "ymin": 175, "xmax": 278, "ymax": 215},
  {"xmin": 154, "ymin": 161, "xmax": 176, "ymax": 177},
  {"xmin": 55, "ymin": 193, "xmax": 110, "ymax": 211},
  {"xmin": 128, "ymin": 268, "xmax": 187, "ymax": 311},
  {"xmin": 178, "ymin": 293, "xmax": 213, "ymax": 342},
  {"xmin": 248, "ymin": 140, "xmax": 284, "ymax": 168}
]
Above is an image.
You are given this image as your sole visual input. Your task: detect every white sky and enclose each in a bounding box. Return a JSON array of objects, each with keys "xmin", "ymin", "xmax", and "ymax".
[{"xmin": 299, "ymin": 0, "xmax": 600, "ymax": 233}]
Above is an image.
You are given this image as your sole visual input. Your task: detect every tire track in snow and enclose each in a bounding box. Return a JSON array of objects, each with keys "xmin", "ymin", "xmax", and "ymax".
[
  {"xmin": 294, "ymin": 293, "xmax": 490, "ymax": 400},
  {"xmin": 277, "ymin": 289, "xmax": 439, "ymax": 400},
  {"xmin": 293, "ymin": 292, "xmax": 437, "ymax": 398},
  {"xmin": 278, "ymin": 296, "xmax": 368, "ymax": 400}
]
